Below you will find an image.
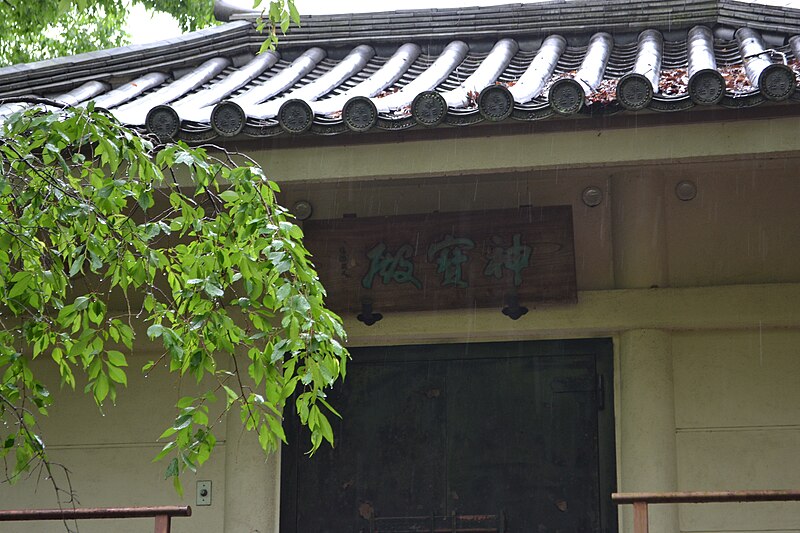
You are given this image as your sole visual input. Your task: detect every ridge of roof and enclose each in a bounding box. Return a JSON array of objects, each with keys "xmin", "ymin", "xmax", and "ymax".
[
  {"xmin": 220, "ymin": 0, "xmax": 800, "ymax": 44},
  {"xmin": 4, "ymin": 0, "xmax": 800, "ymax": 143},
  {"xmin": 0, "ymin": 20, "xmax": 253, "ymax": 87},
  {"xmin": 4, "ymin": 0, "xmax": 800, "ymax": 91}
]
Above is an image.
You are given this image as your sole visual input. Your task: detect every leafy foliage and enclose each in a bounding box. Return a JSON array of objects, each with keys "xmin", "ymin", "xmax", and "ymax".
[
  {"xmin": 0, "ymin": 3, "xmax": 128, "ymax": 67},
  {"xmin": 0, "ymin": 105, "xmax": 347, "ymax": 493},
  {"xmin": 254, "ymin": 0, "xmax": 302, "ymax": 54},
  {"xmin": 0, "ymin": 0, "xmax": 205, "ymax": 66},
  {"xmin": 0, "ymin": 0, "xmax": 300, "ymax": 66}
]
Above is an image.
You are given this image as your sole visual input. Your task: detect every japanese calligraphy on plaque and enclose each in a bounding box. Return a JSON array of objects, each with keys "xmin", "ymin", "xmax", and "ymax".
[{"xmin": 301, "ymin": 206, "xmax": 577, "ymax": 313}]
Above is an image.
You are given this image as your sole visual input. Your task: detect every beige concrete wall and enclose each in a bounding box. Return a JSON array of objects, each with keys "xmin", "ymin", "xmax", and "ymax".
[
  {"xmin": 674, "ymin": 330, "xmax": 800, "ymax": 533},
  {"xmin": 617, "ymin": 330, "xmax": 679, "ymax": 533},
  {"xmin": 0, "ymin": 350, "xmax": 226, "ymax": 532},
  {"xmin": 249, "ymin": 115, "xmax": 800, "ymax": 184},
  {"xmin": 0, "ymin": 343, "xmax": 281, "ymax": 533}
]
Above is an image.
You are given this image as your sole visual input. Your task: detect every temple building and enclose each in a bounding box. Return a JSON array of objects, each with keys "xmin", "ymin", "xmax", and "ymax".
[{"xmin": 2, "ymin": 0, "xmax": 800, "ymax": 532}]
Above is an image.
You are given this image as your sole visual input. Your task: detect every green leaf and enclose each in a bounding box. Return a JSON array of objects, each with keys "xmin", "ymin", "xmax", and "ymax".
[
  {"xmin": 93, "ymin": 373, "xmax": 110, "ymax": 404},
  {"xmin": 289, "ymin": 1, "xmax": 301, "ymax": 25},
  {"xmin": 73, "ymin": 296, "xmax": 90, "ymax": 311},
  {"xmin": 276, "ymin": 283, "xmax": 291, "ymax": 301},
  {"xmin": 106, "ymin": 363, "xmax": 127, "ymax": 386},
  {"xmin": 165, "ymin": 457, "xmax": 179, "ymax": 479},
  {"xmin": 203, "ymin": 282, "xmax": 224, "ymax": 298},
  {"xmin": 137, "ymin": 189, "xmax": 154, "ymax": 210},
  {"xmin": 106, "ymin": 350, "xmax": 127, "ymax": 367},
  {"xmin": 153, "ymin": 442, "xmax": 177, "ymax": 462},
  {"xmin": 173, "ymin": 475, "xmax": 183, "ymax": 497},
  {"xmin": 147, "ymin": 324, "xmax": 164, "ymax": 338},
  {"xmin": 173, "ymin": 414, "xmax": 193, "ymax": 431},
  {"xmin": 8, "ymin": 272, "xmax": 31, "ymax": 299},
  {"xmin": 159, "ymin": 426, "xmax": 177, "ymax": 440},
  {"xmin": 222, "ymin": 385, "xmax": 238, "ymax": 406},
  {"xmin": 219, "ymin": 190, "xmax": 239, "ymax": 202},
  {"xmin": 88, "ymin": 300, "xmax": 105, "ymax": 325},
  {"xmin": 69, "ymin": 255, "xmax": 85, "ymax": 277},
  {"xmin": 176, "ymin": 396, "xmax": 195, "ymax": 409}
]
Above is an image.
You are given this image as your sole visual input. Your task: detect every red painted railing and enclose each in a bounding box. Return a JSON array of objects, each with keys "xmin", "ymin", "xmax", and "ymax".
[
  {"xmin": 613, "ymin": 490, "xmax": 800, "ymax": 533},
  {"xmin": 0, "ymin": 505, "xmax": 191, "ymax": 533}
]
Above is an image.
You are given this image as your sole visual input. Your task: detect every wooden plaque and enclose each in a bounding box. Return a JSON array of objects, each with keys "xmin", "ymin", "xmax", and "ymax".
[{"xmin": 302, "ymin": 206, "xmax": 577, "ymax": 314}]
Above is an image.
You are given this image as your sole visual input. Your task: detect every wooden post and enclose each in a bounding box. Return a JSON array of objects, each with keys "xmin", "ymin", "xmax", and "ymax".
[
  {"xmin": 632, "ymin": 502, "xmax": 649, "ymax": 533},
  {"xmin": 154, "ymin": 514, "xmax": 171, "ymax": 533}
]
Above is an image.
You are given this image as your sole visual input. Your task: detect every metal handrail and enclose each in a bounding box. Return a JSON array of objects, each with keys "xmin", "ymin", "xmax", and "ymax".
[
  {"xmin": 0, "ymin": 505, "xmax": 192, "ymax": 533},
  {"xmin": 613, "ymin": 490, "xmax": 800, "ymax": 533}
]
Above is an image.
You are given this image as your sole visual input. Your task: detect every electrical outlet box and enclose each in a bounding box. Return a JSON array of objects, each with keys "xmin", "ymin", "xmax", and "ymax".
[{"xmin": 196, "ymin": 480, "xmax": 212, "ymax": 506}]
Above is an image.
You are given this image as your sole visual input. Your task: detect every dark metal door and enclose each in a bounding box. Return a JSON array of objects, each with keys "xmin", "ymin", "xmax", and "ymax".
[{"xmin": 280, "ymin": 339, "xmax": 616, "ymax": 533}]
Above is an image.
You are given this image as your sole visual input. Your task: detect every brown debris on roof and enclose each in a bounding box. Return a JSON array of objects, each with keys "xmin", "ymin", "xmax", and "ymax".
[
  {"xmin": 789, "ymin": 59, "xmax": 800, "ymax": 83},
  {"xmin": 391, "ymin": 105, "xmax": 412, "ymax": 117},
  {"xmin": 659, "ymin": 68, "xmax": 689, "ymax": 97},
  {"xmin": 375, "ymin": 87, "xmax": 400, "ymax": 98},
  {"xmin": 586, "ymin": 78, "xmax": 618, "ymax": 105},
  {"xmin": 719, "ymin": 64, "xmax": 755, "ymax": 95},
  {"xmin": 466, "ymin": 90, "xmax": 479, "ymax": 108}
]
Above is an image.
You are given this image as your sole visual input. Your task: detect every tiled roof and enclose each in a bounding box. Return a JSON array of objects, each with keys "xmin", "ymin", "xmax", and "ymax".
[{"xmin": 2, "ymin": 0, "xmax": 800, "ymax": 140}]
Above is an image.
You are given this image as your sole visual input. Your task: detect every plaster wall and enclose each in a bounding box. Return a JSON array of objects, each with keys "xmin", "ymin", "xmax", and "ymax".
[
  {"xmin": 0, "ymin": 342, "xmax": 280, "ymax": 533},
  {"xmin": 673, "ymin": 330, "xmax": 800, "ymax": 533},
  {"xmin": 247, "ymin": 115, "xmax": 800, "ymax": 184}
]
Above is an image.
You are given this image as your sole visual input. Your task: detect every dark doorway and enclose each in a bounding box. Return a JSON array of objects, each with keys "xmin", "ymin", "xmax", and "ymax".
[{"xmin": 280, "ymin": 339, "xmax": 616, "ymax": 533}]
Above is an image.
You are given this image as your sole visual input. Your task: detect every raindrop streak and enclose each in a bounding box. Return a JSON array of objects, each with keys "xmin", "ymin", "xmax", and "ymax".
[{"xmin": 759, "ymin": 320, "xmax": 763, "ymax": 367}]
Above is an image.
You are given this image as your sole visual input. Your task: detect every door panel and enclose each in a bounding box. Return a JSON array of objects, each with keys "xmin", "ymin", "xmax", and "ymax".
[
  {"xmin": 445, "ymin": 355, "xmax": 599, "ymax": 532},
  {"xmin": 289, "ymin": 360, "xmax": 447, "ymax": 533},
  {"xmin": 280, "ymin": 340, "xmax": 616, "ymax": 533}
]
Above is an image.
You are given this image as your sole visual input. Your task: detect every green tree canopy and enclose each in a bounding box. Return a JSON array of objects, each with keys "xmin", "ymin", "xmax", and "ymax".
[
  {"xmin": 0, "ymin": 0, "xmax": 299, "ymax": 66},
  {"xmin": 0, "ymin": 1, "xmax": 211, "ymax": 66},
  {"xmin": 0, "ymin": 103, "xmax": 347, "ymax": 494}
]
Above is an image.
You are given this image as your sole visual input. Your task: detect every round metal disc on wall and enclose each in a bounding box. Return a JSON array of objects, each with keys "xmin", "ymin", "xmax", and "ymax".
[
  {"xmin": 292, "ymin": 200, "xmax": 313, "ymax": 221},
  {"xmin": 582, "ymin": 186, "xmax": 604, "ymax": 207},
  {"xmin": 675, "ymin": 180, "xmax": 697, "ymax": 201},
  {"xmin": 478, "ymin": 85, "xmax": 514, "ymax": 122},
  {"xmin": 145, "ymin": 105, "xmax": 180, "ymax": 140},
  {"xmin": 548, "ymin": 78, "xmax": 585, "ymax": 115},
  {"xmin": 279, "ymin": 99, "xmax": 314, "ymax": 134},
  {"xmin": 411, "ymin": 91, "xmax": 447, "ymax": 127},
  {"xmin": 688, "ymin": 69, "xmax": 726, "ymax": 105},
  {"xmin": 210, "ymin": 101, "xmax": 246, "ymax": 137},
  {"xmin": 343, "ymin": 96, "xmax": 378, "ymax": 132},
  {"xmin": 616, "ymin": 73, "xmax": 654, "ymax": 110},
  {"xmin": 759, "ymin": 64, "xmax": 796, "ymax": 101}
]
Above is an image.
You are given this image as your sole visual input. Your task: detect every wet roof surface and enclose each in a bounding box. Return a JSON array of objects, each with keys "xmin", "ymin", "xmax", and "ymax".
[{"xmin": 2, "ymin": 0, "xmax": 800, "ymax": 140}]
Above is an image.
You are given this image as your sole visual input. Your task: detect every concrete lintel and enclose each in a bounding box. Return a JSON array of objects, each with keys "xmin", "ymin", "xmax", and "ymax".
[
  {"xmin": 341, "ymin": 283, "xmax": 800, "ymax": 347},
  {"xmin": 254, "ymin": 116, "xmax": 800, "ymax": 184}
]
